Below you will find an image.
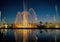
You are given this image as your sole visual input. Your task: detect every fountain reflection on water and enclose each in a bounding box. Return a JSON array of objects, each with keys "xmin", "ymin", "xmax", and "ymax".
[{"xmin": 13, "ymin": 0, "xmax": 38, "ymax": 42}]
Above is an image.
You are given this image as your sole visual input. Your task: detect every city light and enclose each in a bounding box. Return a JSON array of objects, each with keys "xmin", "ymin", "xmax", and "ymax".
[{"xmin": 0, "ymin": 0, "xmax": 60, "ymax": 42}]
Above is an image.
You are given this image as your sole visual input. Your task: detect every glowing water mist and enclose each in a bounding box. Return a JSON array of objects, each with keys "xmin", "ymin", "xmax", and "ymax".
[{"xmin": 14, "ymin": 0, "xmax": 38, "ymax": 42}]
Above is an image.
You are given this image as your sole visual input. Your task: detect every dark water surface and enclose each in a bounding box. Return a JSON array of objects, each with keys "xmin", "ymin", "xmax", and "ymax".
[{"xmin": 0, "ymin": 29, "xmax": 60, "ymax": 42}]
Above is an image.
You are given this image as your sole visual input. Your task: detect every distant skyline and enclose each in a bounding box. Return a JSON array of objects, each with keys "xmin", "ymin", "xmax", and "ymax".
[{"xmin": 0, "ymin": 0, "xmax": 60, "ymax": 24}]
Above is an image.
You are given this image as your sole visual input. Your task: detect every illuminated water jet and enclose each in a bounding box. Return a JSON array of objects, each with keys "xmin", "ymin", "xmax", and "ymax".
[
  {"xmin": 13, "ymin": 0, "xmax": 38, "ymax": 42},
  {"xmin": 14, "ymin": 8, "xmax": 37, "ymax": 28}
]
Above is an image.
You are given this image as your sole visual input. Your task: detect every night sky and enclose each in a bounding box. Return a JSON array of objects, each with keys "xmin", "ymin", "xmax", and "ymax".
[{"xmin": 0, "ymin": 0, "xmax": 60, "ymax": 24}]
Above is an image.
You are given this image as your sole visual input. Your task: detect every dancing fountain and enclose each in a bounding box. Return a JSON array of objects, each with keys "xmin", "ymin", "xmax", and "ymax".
[
  {"xmin": 54, "ymin": 5, "xmax": 59, "ymax": 28},
  {"xmin": 13, "ymin": 0, "xmax": 38, "ymax": 42},
  {"xmin": 13, "ymin": 1, "xmax": 37, "ymax": 28}
]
